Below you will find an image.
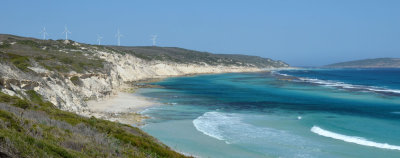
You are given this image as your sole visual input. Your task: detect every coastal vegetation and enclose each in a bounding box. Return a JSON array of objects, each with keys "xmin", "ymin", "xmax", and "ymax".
[
  {"xmin": 0, "ymin": 91, "xmax": 188, "ymax": 157},
  {"xmin": 112, "ymin": 46, "xmax": 288, "ymax": 67},
  {"xmin": 0, "ymin": 34, "xmax": 287, "ymax": 75},
  {"xmin": 0, "ymin": 35, "xmax": 106, "ymax": 73},
  {"xmin": 69, "ymin": 76, "xmax": 81, "ymax": 86}
]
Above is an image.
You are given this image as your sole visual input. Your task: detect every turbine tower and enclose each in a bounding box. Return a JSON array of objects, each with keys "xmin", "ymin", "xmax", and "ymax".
[
  {"xmin": 39, "ymin": 27, "xmax": 49, "ymax": 40},
  {"xmin": 97, "ymin": 34, "xmax": 103, "ymax": 45},
  {"xmin": 151, "ymin": 35, "xmax": 158, "ymax": 46},
  {"xmin": 115, "ymin": 29, "xmax": 123, "ymax": 46},
  {"xmin": 62, "ymin": 26, "xmax": 71, "ymax": 41}
]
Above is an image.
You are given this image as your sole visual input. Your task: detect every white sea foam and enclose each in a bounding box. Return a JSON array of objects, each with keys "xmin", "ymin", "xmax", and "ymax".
[
  {"xmin": 276, "ymin": 72, "xmax": 290, "ymax": 76},
  {"xmin": 192, "ymin": 112, "xmax": 231, "ymax": 142},
  {"xmin": 193, "ymin": 112, "xmax": 322, "ymax": 157},
  {"xmin": 272, "ymin": 71, "xmax": 290, "ymax": 77},
  {"xmin": 273, "ymin": 71, "xmax": 400, "ymax": 95},
  {"xmin": 303, "ymin": 78, "xmax": 400, "ymax": 94},
  {"xmin": 311, "ymin": 126, "xmax": 400, "ymax": 151},
  {"xmin": 285, "ymin": 75, "xmax": 400, "ymax": 95},
  {"xmin": 193, "ymin": 112, "xmax": 306, "ymax": 143},
  {"xmin": 391, "ymin": 112, "xmax": 400, "ymax": 115}
]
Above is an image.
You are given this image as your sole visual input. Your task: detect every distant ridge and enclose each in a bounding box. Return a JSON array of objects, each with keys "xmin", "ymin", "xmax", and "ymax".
[
  {"xmin": 109, "ymin": 46, "xmax": 289, "ymax": 68},
  {"xmin": 325, "ymin": 58, "xmax": 400, "ymax": 68}
]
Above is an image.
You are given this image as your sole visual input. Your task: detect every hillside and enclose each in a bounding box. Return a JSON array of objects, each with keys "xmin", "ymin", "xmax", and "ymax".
[
  {"xmin": 0, "ymin": 91, "xmax": 187, "ymax": 158},
  {"xmin": 0, "ymin": 34, "xmax": 289, "ymax": 157},
  {"xmin": 110, "ymin": 46, "xmax": 288, "ymax": 68},
  {"xmin": 0, "ymin": 34, "xmax": 288, "ymax": 111},
  {"xmin": 325, "ymin": 58, "xmax": 400, "ymax": 68}
]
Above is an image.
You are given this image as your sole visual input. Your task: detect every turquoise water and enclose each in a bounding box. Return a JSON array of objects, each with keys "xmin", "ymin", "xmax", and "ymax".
[{"xmin": 139, "ymin": 69, "xmax": 400, "ymax": 158}]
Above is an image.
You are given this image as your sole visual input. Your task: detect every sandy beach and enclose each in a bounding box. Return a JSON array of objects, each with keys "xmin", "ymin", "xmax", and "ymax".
[{"xmin": 86, "ymin": 92, "xmax": 158, "ymax": 125}]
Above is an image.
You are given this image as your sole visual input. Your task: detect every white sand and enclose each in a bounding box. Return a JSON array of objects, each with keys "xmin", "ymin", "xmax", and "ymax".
[
  {"xmin": 87, "ymin": 92, "xmax": 157, "ymax": 113},
  {"xmin": 85, "ymin": 92, "xmax": 158, "ymax": 125}
]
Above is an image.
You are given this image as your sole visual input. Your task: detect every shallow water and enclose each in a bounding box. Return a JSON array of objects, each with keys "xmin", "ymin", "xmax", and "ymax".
[{"xmin": 139, "ymin": 69, "xmax": 400, "ymax": 158}]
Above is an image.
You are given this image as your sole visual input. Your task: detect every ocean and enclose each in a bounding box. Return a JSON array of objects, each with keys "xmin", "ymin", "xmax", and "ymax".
[{"xmin": 139, "ymin": 68, "xmax": 400, "ymax": 158}]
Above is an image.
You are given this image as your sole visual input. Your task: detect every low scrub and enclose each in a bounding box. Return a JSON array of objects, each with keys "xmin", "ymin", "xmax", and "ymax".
[
  {"xmin": 0, "ymin": 91, "xmax": 188, "ymax": 158},
  {"xmin": 1, "ymin": 53, "xmax": 32, "ymax": 72},
  {"xmin": 0, "ymin": 41, "xmax": 11, "ymax": 49},
  {"xmin": 17, "ymin": 40, "xmax": 40, "ymax": 48},
  {"xmin": 70, "ymin": 76, "xmax": 81, "ymax": 86}
]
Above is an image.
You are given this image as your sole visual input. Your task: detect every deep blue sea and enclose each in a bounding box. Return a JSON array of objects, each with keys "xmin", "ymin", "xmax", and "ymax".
[{"xmin": 139, "ymin": 69, "xmax": 400, "ymax": 158}]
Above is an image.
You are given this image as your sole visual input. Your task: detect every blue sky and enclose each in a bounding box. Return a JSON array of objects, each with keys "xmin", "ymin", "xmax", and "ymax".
[{"xmin": 1, "ymin": 0, "xmax": 400, "ymax": 66}]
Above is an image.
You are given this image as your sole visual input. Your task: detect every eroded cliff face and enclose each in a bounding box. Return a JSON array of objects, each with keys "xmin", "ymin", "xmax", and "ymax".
[{"xmin": 0, "ymin": 44, "xmax": 283, "ymax": 114}]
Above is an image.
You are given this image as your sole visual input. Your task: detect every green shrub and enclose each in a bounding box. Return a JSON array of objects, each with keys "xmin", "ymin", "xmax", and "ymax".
[
  {"xmin": 0, "ymin": 88, "xmax": 187, "ymax": 158},
  {"xmin": 53, "ymin": 65, "xmax": 68, "ymax": 72},
  {"xmin": 9, "ymin": 54, "xmax": 31, "ymax": 71},
  {"xmin": 26, "ymin": 90, "xmax": 43, "ymax": 104},
  {"xmin": 70, "ymin": 76, "xmax": 81, "ymax": 86},
  {"xmin": 34, "ymin": 56, "xmax": 47, "ymax": 60},
  {"xmin": 0, "ymin": 110, "xmax": 21, "ymax": 130},
  {"xmin": 0, "ymin": 41, "xmax": 11, "ymax": 48},
  {"xmin": 17, "ymin": 40, "xmax": 40, "ymax": 48},
  {"xmin": 60, "ymin": 57, "xmax": 74, "ymax": 64},
  {"xmin": 0, "ymin": 93, "xmax": 12, "ymax": 102},
  {"xmin": 12, "ymin": 99, "xmax": 30, "ymax": 109},
  {"xmin": 0, "ymin": 92, "xmax": 30, "ymax": 109},
  {"xmin": 0, "ymin": 92, "xmax": 26, "ymax": 104},
  {"xmin": 0, "ymin": 129, "xmax": 81, "ymax": 158}
]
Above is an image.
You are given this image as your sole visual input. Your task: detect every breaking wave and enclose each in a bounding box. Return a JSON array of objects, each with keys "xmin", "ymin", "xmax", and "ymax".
[
  {"xmin": 193, "ymin": 112, "xmax": 322, "ymax": 157},
  {"xmin": 192, "ymin": 111, "xmax": 231, "ymax": 142},
  {"xmin": 311, "ymin": 126, "xmax": 400, "ymax": 151},
  {"xmin": 273, "ymin": 72, "xmax": 400, "ymax": 95}
]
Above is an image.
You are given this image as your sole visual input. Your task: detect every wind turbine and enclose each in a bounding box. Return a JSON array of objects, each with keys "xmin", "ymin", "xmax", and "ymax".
[
  {"xmin": 151, "ymin": 34, "xmax": 158, "ymax": 46},
  {"xmin": 115, "ymin": 29, "xmax": 123, "ymax": 46},
  {"xmin": 97, "ymin": 34, "xmax": 103, "ymax": 45},
  {"xmin": 62, "ymin": 26, "xmax": 71, "ymax": 41},
  {"xmin": 39, "ymin": 27, "xmax": 49, "ymax": 40}
]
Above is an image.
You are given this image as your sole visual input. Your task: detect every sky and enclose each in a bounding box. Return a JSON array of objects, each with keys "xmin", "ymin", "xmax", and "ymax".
[{"xmin": 1, "ymin": 0, "xmax": 400, "ymax": 66}]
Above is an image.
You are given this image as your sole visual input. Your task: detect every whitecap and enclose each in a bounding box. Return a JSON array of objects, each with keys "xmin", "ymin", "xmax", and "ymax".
[
  {"xmin": 192, "ymin": 112, "xmax": 230, "ymax": 142},
  {"xmin": 296, "ymin": 77, "xmax": 400, "ymax": 95},
  {"xmin": 271, "ymin": 71, "xmax": 291, "ymax": 77},
  {"xmin": 311, "ymin": 126, "xmax": 400, "ymax": 151}
]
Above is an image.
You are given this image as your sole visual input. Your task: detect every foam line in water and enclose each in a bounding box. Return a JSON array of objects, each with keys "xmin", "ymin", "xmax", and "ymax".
[
  {"xmin": 271, "ymin": 71, "xmax": 290, "ymax": 76},
  {"xmin": 192, "ymin": 112, "xmax": 231, "ymax": 142},
  {"xmin": 300, "ymin": 77, "xmax": 400, "ymax": 94},
  {"xmin": 274, "ymin": 71, "xmax": 400, "ymax": 95},
  {"xmin": 311, "ymin": 126, "xmax": 400, "ymax": 151},
  {"xmin": 193, "ymin": 112, "xmax": 325, "ymax": 157},
  {"xmin": 391, "ymin": 112, "xmax": 400, "ymax": 115}
]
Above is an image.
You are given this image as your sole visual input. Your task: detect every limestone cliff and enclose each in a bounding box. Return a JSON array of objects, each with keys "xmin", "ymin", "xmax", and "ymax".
[{"xmin": 0, "ymin": 34, "xmax": 289, "ymax": 114}]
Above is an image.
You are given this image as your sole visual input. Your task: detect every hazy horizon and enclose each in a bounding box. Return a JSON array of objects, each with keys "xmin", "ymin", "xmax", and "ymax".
[{"xmin": 1, "ymin": 0, "xmax": 399, "ymax": 66}]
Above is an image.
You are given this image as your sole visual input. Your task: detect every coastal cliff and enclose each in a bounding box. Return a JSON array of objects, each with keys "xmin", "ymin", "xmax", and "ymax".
[
  {"xmin": 0, "ymin": 34, "xmax": 289, "ymax": 157},
  {"xmin": 0, "ymin": 34, "xmax": 288, "ymax": 114}
]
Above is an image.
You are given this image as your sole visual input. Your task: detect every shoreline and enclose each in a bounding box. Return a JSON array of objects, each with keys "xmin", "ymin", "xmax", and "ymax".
[
  {"xmin": 86, "ymin": 91, "xmax": 158, "ymax": 125},
  {"xmin": 82, "ymin": 69, "xmax": 295, "ymax": 126},
  {"xmin": 82, "ymin": 69, "xmax": 296, "ymax": 157}
]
